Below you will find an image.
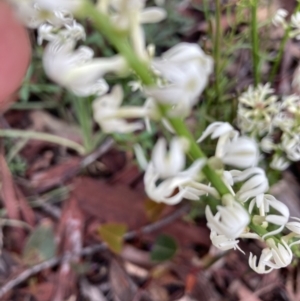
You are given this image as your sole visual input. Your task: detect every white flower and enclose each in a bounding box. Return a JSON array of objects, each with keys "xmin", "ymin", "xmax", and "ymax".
[
  {"xmin": 264, "ymin": 238, "xmax": 293, "ymax": 269},
  {"xmin": 93, "ymin": 85, "xmax": 147, "ymax": 133},
  {"xmin": 34, "ymin": 0, "xmax": 83, "ymax": 12},
  {"xmin": 179, "ymin": 181, "xmax": 220, "ymax": 200},
  {"xmin": 205, "ymin": 202, "xmax": 249, "ymax": 239},
  {"xmin": 38, "ymin": 21, "xmax": 85, "ymax": 44},
  {"xmin": 43, "ymin": 39, "xmax": 128, "ymax": 96},
  {"xmin": 146, "ymin": 43, "xmax": 213, "ymax": 116},
  {"xmin": 290, "ymin": 12, "xmax": 300, "ymax": 39},
  {"xmin": 260, "ymin": 136, "xmax": 275, "ymax": 153},
  {"xmin": 197, "ymin": 122, "xmax": 237, "ymax": 144},
  {"xmin": 144, "ymin": 160, "xmax": 205, "ymax": 205},
  {"xmin": 286, "ymin": 217, "xmax": 300, "ymax": 234},
  {"xmin": 285, "ymin": 217, "xmax": 300, "ymax": 247},
  {"xmin": 100, "ymin": 0, "xmax": 166, "ymax": 60},
  {"xmin": 237, "ymin": 83, "xmax": 279, "ymax": 136},
  {"xmin": 198, "ymin": 122, "xmax": 244, "ymax": 164},
  {"xmin": 210, "ymin": 231, "xmax": 244, "ymax": 253},
  {"xmin": 230, "ymin": 168, "xmax": 269, "ymax": 202},
  {"xmin": 250, "ymin": 194, "xmax": 289, "ymax": 239},
  {"xmin": 270, "ymin": 155, "xmax": 290, "ymax": 171},
  {"xmin": 281, "ymin": 94, "xmax": 300, "ymax": 114},
  {"xmin": 220, "ymin": 137, "xmax": 259, "ymax": 169},
  {"xmin": 249, "ymin": 249, "xmax": 274, "ymax": 274},
  {"xmin": 272, "ymin": 9, "xmax": 288, "ymax": 27},
  {"xmin": 8, "ymin": 0, "xmax": 81, "ymax": 28},
  {"xmin": 151, "ymin": 137, "xmax": 187, "ymax": 178}
]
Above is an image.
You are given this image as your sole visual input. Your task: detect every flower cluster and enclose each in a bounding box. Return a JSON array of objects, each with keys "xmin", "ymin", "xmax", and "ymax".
[
  {"xmin": 142, "ymin": 121, "xmax": 298, "ymax": 274},
  {"xmin": 237, "ymin": 83, "xmax": 300, "ymax": 170},
  {"xmin": 272, "ymin": 8, "xmax": 300, "ymax": 39},
  {"xmin": 12, "ymin": 0, "xmax": 300, "ymax": 275}
]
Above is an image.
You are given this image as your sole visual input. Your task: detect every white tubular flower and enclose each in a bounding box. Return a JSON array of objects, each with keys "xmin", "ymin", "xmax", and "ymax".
[
  {"xmin": 197, "ymin": 122, "xmax": 239, "ymax": 160},
  {"xmin": 197, "ymin": 122, "xmax": 237, "ymax": 143},
  {"xmin": 93, "ymin": 85, "xmax": 147, "ymax": 133},
  {"xmin": 180, "ymin": 182, "xmax": 220, "ymax": 200},
  {"xmin": 281, "ymin": 133, "xmax": 300, "ymax": 161},
  {"xmin": 249, "ymin": 249, "xmax": 274, "ymax": 274},
  {"xmin": 210, "ymin": 231, "xmax": 244, "ymax": 253},
  {"xmin": 281, "ymin": 94, "xmax": 300, "ymax": 114},
  {"xmin": 151, "ymin": 137, "xmax": 187, "ymax": 178},
  {"xmin": 102, "ymin": 0, "xmax": 166, "ymax": 60},
  {"xmin": 144, "ymin": 159, "xmax": 205, "ymax": 205},
  {"xmin": 231, "ymin": 168, "xmax": 269, "ymax": 202},
  {"xmin": 237, "ymin": 83, "xmax": 279, "ymax": 136},
  {"xmin": 264, "ymin": 238, "xmax": 293, "ymax": 269},
  {"xmin": 220, "ymin": 137, "xmax": 259, "ymax": 169},
  {"xmin": 285, "ymin": 217, "xmax": 300, "ymax": 247},
  {"xmin": 8, "ymin": 0, "xmax": 81, "ymax": 28},
  {"xmin": 144, "ymin": 163, "xmax": 191, "ymax": 205},
  {"xmin": 147, "ymin": 43, "xmax": 213, "ymax": 116},
  {"xmin": 260, "ymin": 136, "xmax": 275, "ymax": 153},
  {"xmin": 263, "ymin": 195, "xmax": 289, "ymax": 239},
  {"xmin": 290, "ymin": 12, "xmax": 300, "ymax": 39},
  {"xmin": 43, "ymin": 39, "xmax": 128, "ymax": 97},
  {"xmin": 272, "ymin": 8, "xmax": 288, "ymax": 27},
  {"xmin": 286, "ymin": 217, "xmax": 300, "ymax": 234},
  {"xmin": 249, "ymin": 194, "xmax": 289, "ymax": 239},
  {"xmin": 38, "ymin": 21, "xmax": 85, "ymax": 44},
  {"xmin": 273, "ymin": 112, "xmax": 295, "ymax": 132},
  {"xmin": 33, "ymin": 0, "xmax": 83, "ymax": 12},
  {"xmin": 270, "ymin": 155, "xmax": 290, "ymax": 171},
  {"xmin": 205, "ymin": 202, "xmax": 249, "ymax": 239}
]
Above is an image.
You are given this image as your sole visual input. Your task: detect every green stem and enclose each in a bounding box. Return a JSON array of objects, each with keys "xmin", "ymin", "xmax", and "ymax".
[
  {"xmin": 214, "ymin": 0, "xmax": 222, "ymax": 103},
  {"xmin": 74, "ymin": 97, "xmax": 93, "ymax": 153},
  {"xmin": 79, "ymin": 1, "xmax": 275, "ymax": 239},
  {"xmin": 251, "ymin": 0, "xmax": 260, "ymax": 86}
]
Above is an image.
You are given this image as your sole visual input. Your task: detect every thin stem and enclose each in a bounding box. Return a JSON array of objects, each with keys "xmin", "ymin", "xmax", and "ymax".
[
  {"xmin": 0, "ymin": 130, "xmax": 85, "ymax": 155},
  {"xmin": 214, "ymin": 0, "xmax": 222, "ymax": 103},
  {"xmin": 74, "ymin": 97, "xmax": 93, "ymax": 153},
  {"xmin": 251, "ymin": 0, "xmax": 260, "ymax": 86},
  {"xmin": 79, "ymin": 2, "xmax": 274, "ymax": 239}
]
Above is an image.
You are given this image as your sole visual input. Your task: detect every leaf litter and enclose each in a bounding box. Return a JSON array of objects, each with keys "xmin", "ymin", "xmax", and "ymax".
[{"xmin": 1, "ymin": 0, "xmax": 300, "ymax": 301}]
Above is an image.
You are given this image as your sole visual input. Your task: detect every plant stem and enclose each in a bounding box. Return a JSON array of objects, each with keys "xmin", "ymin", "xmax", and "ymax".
[
  {"xmin": 79, "ymin": 1, "xmax": 274, "ymax": 238},
  {"xmin": 214, "ymin": 0, "xmax": 222, "ymax": 103},
  {"xmin": 251, "ymin": 0, "xmax": 260, "ymax": 86},
  {"xmin": 74, "ymin": 97, "xmax": 93, "ymax": 153}
]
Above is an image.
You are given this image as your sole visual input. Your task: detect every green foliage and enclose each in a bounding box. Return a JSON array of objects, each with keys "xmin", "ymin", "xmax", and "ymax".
[
  {"xmin": 23, "ymin": 222, "xmax": 56, "ymax": 265},
  {"xmin": 145, "ymin": 0, "xmax": 195, "ymax": 51},
  {"xmin": 150, "ymin": 234, "xmax": 177, "ymax": 262}
]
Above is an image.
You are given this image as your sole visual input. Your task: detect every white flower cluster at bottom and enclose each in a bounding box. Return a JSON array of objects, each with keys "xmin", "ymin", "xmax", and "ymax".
[{"xmin": 142, "ymin": 122, "xmax": 300, "ymax": 274}]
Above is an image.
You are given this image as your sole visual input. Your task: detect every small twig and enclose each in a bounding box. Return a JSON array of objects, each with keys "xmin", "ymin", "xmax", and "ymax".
[
  {"xmin": 0, "ymin": 203, "xmax": 189, "ymax": 297},
  {"xmin": 80, "ymin": 137, "xmax": 114, "ymax": 169},
  {"xmin": 0, "ymin": 129, "xmax": 86, "ymax": 155}
]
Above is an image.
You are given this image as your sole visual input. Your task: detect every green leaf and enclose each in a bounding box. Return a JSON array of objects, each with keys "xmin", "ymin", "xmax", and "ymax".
[
  {"xmin": 98, "ymin": 223, "xmax": 128, "ymax": 254},
  {"xmin": 23, "ymin": 222, "xmax": 56, "ymax": 265},
  {"xmin": 150, "ymin": 234, "xmax": 177, "ymax": 262}
]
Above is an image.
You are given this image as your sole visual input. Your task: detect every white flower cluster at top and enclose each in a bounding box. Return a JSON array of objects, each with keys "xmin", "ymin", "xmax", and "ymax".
[
  {"xmin": 10, "ymin": 0, "xmax": 300, "ymax": 274},
  {"xmin": 272, "ymin": 7, "xmax": 300, "ymax": 39},
  {"xmin": 237, "ymin": 83, "xmax": 300, "ymax": 170}
]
